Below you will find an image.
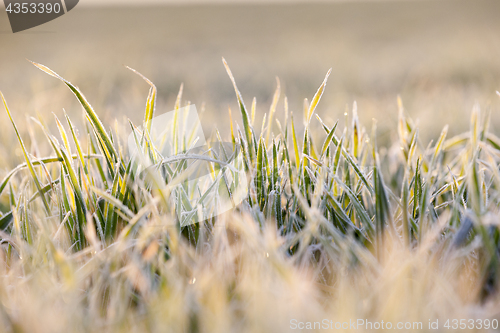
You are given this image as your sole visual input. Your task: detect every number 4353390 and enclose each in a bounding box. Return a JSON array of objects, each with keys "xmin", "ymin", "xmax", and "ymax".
[
  {"xmin": 444, "ymin": 319, "xmax": 498, "ymax": 330},
  {"xmin": 6, "ymin": 2, "xmax": 62, "ymax": 14}
]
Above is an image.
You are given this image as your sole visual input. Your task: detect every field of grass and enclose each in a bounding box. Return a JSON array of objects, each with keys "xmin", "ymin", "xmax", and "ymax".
[{"xmin": 0, "ymin": 56, "xmax": 499, "ymax": 332}]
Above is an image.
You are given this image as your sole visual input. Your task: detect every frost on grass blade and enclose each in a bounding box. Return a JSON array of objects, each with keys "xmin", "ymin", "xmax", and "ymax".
[
  {"xmin": 30, "ymin": 61, "xmax": 118, "ymax": 164},
  {"xmin": 128, "ymin": 105, "xmax": 248, "ymax": 226}
]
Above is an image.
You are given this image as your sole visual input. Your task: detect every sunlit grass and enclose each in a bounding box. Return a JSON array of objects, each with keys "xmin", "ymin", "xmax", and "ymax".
[{"xmin": 0, "ymin": 59, "xmax": 498, "ymax": 332}]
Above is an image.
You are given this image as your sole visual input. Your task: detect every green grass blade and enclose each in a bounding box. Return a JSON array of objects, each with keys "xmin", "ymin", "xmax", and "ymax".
[
  {"xmin": 321, "ymin": 120, "xmax": 339, "ymax": 158},
  {"xmin": 30, "ymin": 61, "xmax": 118, "ymax": 163},
  {"xmin": 266, "ymin": 77, "xmax": 280, "ymax": 144},
  {"xmin": 126, "ymin": 66, "xmax": 157, "ymax": 133},
  {"xmin": 223, "ymin": 58, "xmax": 255, "ymax": 160},
  {"xmin": 306, "ymin": 68, "xmax": 331, "ymax": 125}
]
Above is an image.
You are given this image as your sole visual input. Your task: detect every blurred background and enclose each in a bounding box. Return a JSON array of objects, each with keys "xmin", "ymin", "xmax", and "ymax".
[{"xmin": 0, "ymin": 0, "xmax": 499, "ymax": 168}]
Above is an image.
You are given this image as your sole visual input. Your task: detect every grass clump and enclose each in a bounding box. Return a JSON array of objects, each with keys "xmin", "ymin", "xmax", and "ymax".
[{"xmin": 0, "ymin": 59, "xmax": 498, "ymax": 332}]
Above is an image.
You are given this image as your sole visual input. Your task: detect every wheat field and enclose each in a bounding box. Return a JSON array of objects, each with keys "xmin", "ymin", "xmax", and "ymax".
[
  {"xmin": 0, "ymin": 54, "xmax": 498, "ymax": 332},
  {"xmin": 1, "ymin": 3, "xmax": 500, "ymax": 331}
]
